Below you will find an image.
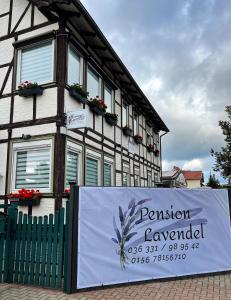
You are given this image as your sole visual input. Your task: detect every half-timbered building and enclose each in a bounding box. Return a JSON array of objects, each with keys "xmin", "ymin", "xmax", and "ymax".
[{"xmin": 0, "ymin": 0, "xmax": 169, "ymax": 215}]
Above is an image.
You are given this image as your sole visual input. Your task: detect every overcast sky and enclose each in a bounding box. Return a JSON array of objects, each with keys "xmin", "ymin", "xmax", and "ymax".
[{"xmin": 82, "ymin": 0, "xmax": 230, "ymax": 183}]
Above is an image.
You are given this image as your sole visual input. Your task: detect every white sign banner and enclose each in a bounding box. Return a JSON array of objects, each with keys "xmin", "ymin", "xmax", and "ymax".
[
  {"xmin": 66, "ymin": 109, "xmax": 88, "ymax": 129},
  {"xmin": 77, "ymin": 188, "xmax": 231, "ymax": 289}
]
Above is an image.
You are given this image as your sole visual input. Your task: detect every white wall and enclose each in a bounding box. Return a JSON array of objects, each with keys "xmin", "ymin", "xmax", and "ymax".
[{"xmin": 0, "ymin": 143, "xmax": 7, "ymax": 195}]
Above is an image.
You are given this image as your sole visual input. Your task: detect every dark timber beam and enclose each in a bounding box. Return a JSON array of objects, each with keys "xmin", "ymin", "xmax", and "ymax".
[
  {"xmin": 101, "ymin": 57, "xmax": 115, "ymax": 63},
  {"xmin": 53, "ymin": 20, "xmax": 68, "ymax": 212},
  {"xmin": 79, "ymin": 30, "xmax": 96, "ymax": 37}
]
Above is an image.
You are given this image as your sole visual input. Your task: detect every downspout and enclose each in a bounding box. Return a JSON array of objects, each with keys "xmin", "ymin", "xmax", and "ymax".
[{"xmin": 160, "ymin": 131, "xmax": 168, "ymax": 182}]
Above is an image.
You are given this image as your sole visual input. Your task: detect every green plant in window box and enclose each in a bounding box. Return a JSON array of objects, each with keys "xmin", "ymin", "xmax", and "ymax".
[
  {"xmin": 88, "ymin": 96, "xmax": 107, "ymax": 115},
  {"xmin": 69, "ymin": 83, "xmax": 89, "ymax": 104},
  {"xmin": 123, "ymin": 125, "xmax": 132, "ymax": 137},
  {"xmin": 104, "ymin": 112, "xmax": 118, "ymax": 126},
  {"xmin": 133, "ymin": 134, "xmax": 143, "ymax": 144},
  {"xmin": 8, "ymin": 189, "xmax": 42, "ymax": 206},
  {"xmin": 18, "ymin": 81, "xmax": 43, "ymax": 97}
]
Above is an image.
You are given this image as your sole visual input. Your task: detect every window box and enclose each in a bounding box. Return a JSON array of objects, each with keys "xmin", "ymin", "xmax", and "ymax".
[
  {"xmin": 147, "ymin": 144, "xmax": 155, "ymax": 152},
  {"xmin": 123, "ymin": 126, "xmax": 132, "ymax": 137},
  {"xmin": 18, "ymin": 82, "xmax": 43, "ymax": 98},
  {"xmin": 134, "ymin": 134, "xmax": 143, "ymax": 144},
  {"xmin": 88, "ymin": 96, "xmax": 107, "ymax": 116},
  {"xmin": 154, "ymin": 149, "xmax": 160, "ymax": 157},
  {"xmin": 69, "ymin": 84, "xmax": 88, "ymax": 104},
  {"xmin": 10, "ymin": 197, "xmax": 41, "ymax": 206},
  {"xmin": 104, "ymin": 113, "xmax": 118, "ymax": 126},
  {"xmin": 8, "ymin": 189, "xmax": 42, "ymax": 206}
]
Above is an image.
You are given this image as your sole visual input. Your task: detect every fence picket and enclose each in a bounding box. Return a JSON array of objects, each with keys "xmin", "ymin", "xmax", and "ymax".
[
  {"xmin": 24, "ymin": 215, "xmax": 32, "ymax": 284},
  {"xmin": 57, "ymin": 208, "xmax": 64, "ymax": 288},
  {"xmin": 51, "ymin": 211, "xmax": 59, "ymax": 288},
  {"xmin": 19, "ymin": 214, "xmax": 28, "ymax": 284},
  {"xmin": 29, "ymin": 216, "xmax": 37, "ymax": 285},
  {"xmin": 0, "ymin": 233, "xmax": 5, "ymax": 282},
  {"xmin": 40, "ymin": 215, "xmax": 48, "ymax": 286},
  {"xmin": 14, "ymin": 212, "xmax": 22, "ymax": 283},
  {"xmin": 45, "ymin": 214, "xmax": 53, "ymax": 287},
  {"xmin": 35, "ymin": 216, "xmax": 42, "ymax": 285}
]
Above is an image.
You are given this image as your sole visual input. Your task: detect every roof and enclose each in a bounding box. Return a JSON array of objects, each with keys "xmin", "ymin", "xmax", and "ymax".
[
  {"xmin": 182, "ymin": 171, "xmax": 204, "ymax": 181},
  {"xmin": 31, "ymin": 0, "xmax": 169, "ymax": 132}
]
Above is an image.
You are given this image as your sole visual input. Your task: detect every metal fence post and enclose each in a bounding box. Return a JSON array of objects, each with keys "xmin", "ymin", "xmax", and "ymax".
[{"xmin": 64, "ymin": 184, "xmax": 79, "ymax": 293}]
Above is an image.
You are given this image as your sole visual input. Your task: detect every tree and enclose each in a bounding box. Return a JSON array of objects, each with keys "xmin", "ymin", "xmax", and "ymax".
[
  {"xmin": 207, "ymin": 174, "xmax": 220, "ymax": 188},
  {"xmin": 211, "ymin": 106, "xmax": 231, "ymax": 181}
]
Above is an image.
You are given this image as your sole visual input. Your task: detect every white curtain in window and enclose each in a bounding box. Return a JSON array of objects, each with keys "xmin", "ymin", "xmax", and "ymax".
[
  {"xmin": 20, "ymin": 41, "xmax": 53, "ymax": 84},
  {"xmin": 104, "ymin": 163, "xmax": 112, "ymax": 186},
  {"xmin": 86, "ymin": 157, "xmax": 98, "ymax": 186},
  {"xmin": 68, "ymin": 47, "xmax": 80, "ymax": 85},
  {"xmin": 15, "ymin": 148, "xmax": 50, "ymax": 189}
]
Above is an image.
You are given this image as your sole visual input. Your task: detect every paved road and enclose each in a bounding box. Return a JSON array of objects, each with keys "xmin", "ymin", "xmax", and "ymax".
[{"xmin": 0, "ymin": 274, "xmax": 231, "ymax": 300}]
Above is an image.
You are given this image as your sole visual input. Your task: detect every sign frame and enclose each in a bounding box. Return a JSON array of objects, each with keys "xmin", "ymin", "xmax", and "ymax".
[{"xmin": 65, "ymin": 187, "xmax": 231, "ymax": 294}]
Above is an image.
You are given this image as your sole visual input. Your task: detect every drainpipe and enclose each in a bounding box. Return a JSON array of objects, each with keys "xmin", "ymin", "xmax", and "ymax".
[{"xmin": 159, "ymin": 131, "xmax": 168, "ymax": 182}]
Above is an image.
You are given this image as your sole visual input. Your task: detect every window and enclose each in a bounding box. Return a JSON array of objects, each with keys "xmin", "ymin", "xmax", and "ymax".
[
  {"xmin": 122, "ymin": 172, "xmax": 129, "ymax": 186},
  {"xmin": 13, "ymin": 141, "xmax": 52, "ymax": 190},
  {"xmin": 68, "ymin": 46, "xmax": 81, "ymax": 85},
  {"xmin": 148, "ymin": 173, "xmax": 152, "ymax": 187},
  {"xmin": 134, "ymin": 174, "xmax": 140, "ymax": 187},
  {"xmin": 122, "ymin": 102, "xmax": 128, "ymax": 127},
  {"xmin": 87, "ymin": 66, "xmax": 100, "ymax": 99},
  {"xmin": 134, "ymin": 114, "xmax": 138, "ymax": 135},
  {"xmin": 18, "ymin": 41, "xmax": 54, "ymax": 84},
  {"xmin": 104, "ymin": 85, "xmax": 112, "ymax": 113},
  {"xmin": 104, "ymin": 163, "xmax": 112, "ymax": 186},
  {"xmin": 65, "ymin": 150, "xmax": 78, "ymax": 187},
  {"xmin": 147, "ymin": 133, "xmax": 151, "ymax": 145},
  {"xmin": 86, "ymin": 157, "xmax": 98, "ymax": 186}
]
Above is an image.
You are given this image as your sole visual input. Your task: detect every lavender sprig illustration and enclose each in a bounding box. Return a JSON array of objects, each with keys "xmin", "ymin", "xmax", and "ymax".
[{"xmin": 111, "ymin": 198, "xmax": 151, "ymax": 270}]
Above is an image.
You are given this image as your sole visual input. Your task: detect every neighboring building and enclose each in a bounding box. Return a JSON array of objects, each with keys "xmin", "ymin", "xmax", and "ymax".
[
  {"xmin": 161, "ymin": 166, "xmax": 187, "ymax": 188},
  {"xmin": 182, "ymin": 171, "xmax": 204, "ymax": 188},
  {"xmin": 0, "ymin": 0, "xmax": 169, "ymax": 215}
]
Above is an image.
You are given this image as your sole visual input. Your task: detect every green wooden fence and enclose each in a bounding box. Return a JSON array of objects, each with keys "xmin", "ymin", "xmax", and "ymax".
[{"xmin": 0, "ymin": 202, "xmax": 69, "ymax": 290}]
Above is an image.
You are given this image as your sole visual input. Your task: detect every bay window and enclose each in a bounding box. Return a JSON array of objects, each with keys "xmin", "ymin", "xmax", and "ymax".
[{"xmin": 17, "ymin": 40, "xmax": 54, "ymax": 85}]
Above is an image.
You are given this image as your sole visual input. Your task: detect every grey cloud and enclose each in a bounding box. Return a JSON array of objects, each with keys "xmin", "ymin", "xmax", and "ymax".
[{"xmin": 82, "ymin": 0, "xmax": 231, "ymax": 179}]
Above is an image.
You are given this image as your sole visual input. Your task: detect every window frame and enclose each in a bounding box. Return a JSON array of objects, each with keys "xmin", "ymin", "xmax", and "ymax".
[
  {"xmin": 85, "ymin": 149, "xmax": 101, "ymax": 186},
  {"xmin": 103, "ymin": 157, "xmax": 114, "ymax": 186},
  {"xmin": 67, "ymin": 44, "xmax": 83, "ymax": 86},
  {"xmin": 87, "ymin": 64, "xmax": 102, "ymax": 99},
  {"xmin": 16, "ymin": 39, "xmax": 55, "ymax": 86},
  {"xmin": 12, "ymin": 139, "xmax": 53, "ymax": 192},
  {"xmin": 104, "ymin": 84, "xmax": 113, "ymax": 113},
  {"xmin": 122, "ymin": 101, "xmax": 129, "ymax": 127},
  {"xmin": 134, "ymin": 113, "xmax": 138, "ymax": 135},
  {"xmin": 65, "ymin": 141, "xmax": 82, "ymax": 188}
]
